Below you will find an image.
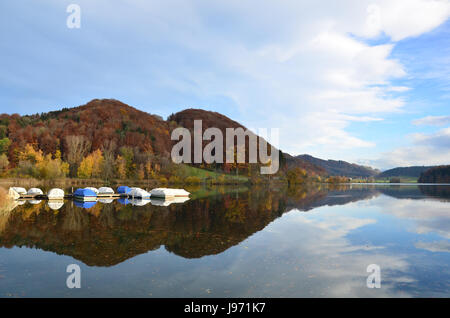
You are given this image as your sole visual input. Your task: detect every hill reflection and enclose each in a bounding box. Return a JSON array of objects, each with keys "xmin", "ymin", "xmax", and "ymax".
[{"xmin": 0, "ymin": 185, "xmax": 448, "ymax": 267}]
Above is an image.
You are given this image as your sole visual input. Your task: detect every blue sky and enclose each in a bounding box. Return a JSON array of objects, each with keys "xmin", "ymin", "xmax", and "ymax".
[{"xmin": 0, "ymin": 0, "xmax": 449, "ymax": 170}]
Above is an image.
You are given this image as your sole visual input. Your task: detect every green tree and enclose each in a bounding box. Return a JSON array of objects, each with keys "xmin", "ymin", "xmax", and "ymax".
[
  {"xmin": 0, "ymin": 126, "xmax": 7, "ymax": 139},
  {"xmin": 119, "ymin": 146, "xmax": 135, "ymax": 178},
  {"xmin": 0, "ymin": 138, "xmax": 11, "ymax": 155}
]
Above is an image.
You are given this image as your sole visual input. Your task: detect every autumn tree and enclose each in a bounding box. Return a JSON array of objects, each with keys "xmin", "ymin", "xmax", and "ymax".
[
  {"xmin": 18, "ymin": 144, "xmax": 44, "ymax": 163},
  {"xmin": 77, "ymin": 149, "xmax": 104, "ymax": 178},
  {"xmin": 145, "ymin": 161, "xmax": 153, "ymax": 179},
  {"xmin": 0, "ymin": 154, "xmax": 9, "ymax": 175},
  {"xmin": 16, "ymin": 144, "xmax": 68, "ymax": 179},
  {"xmin": 286, "ymin": 167, "xmax": 308, "ymax": 186},
  {"xmin": 37, "ymin": 153, "xmax": 69, "ymax": 179},
  {"xmin": 115, "ymin": 155, "xmax": 127, "ymax": 179}
]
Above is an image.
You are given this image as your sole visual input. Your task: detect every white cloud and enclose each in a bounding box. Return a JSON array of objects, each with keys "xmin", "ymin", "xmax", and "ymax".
[
  {"xmin": 387, "ymin": 86, "xmax": 411, "ymax": 92},
  {"xmin": 73, "ymin": 0, "xmax": 450, "ymax": 158},
  {"xmin": 369, "ymin": 127, "xmax": 450, "ymax": 169},
  {"xmin": 413, "ymin": 116, "xmax": 450, "ymax": 126},
  {"xmin": 412, "ymin": 127, "xmax": 450, "ymax": 147},
  {"xmin": 377, "ymin": 198, "xmax": 450, "ymax": 239},
  {"xmin": 374, "ymin": 0, "xmax": 450, "ymax": 41},
  {"xmin": 415, "ymin": 241, "xmax": 450, "ymax": 253},
  {"xmin": 4, "ymin": 0, "xmax": 450, "ymax": 162}
]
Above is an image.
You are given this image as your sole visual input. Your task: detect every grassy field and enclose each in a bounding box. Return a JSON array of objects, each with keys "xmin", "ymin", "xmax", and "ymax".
[
  {"xmin": 179, "ymin": 165, "xmax": 249, "ymax": 183},
  {"xmin": 351, "ymin": 177, "xmax": 418, "ymax": 183}
]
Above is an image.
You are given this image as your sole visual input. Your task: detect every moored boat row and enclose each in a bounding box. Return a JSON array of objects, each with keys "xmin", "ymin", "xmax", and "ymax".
[
  {"xmin": 8, "ymin": 186, "xmax": 190, "ymax": 201},
  {"xmin": 9, "ymin": 187, "xmax": 66, "ymax": 200},
  {"xmin": 9, "ymin": 194, "xmax": 189, "ymax": 211}
]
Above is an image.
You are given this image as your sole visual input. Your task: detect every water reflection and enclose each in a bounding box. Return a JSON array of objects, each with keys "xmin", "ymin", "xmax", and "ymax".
[{"xmin": 0, "ymin": 184, "xmax": 449, "ymax": 297}]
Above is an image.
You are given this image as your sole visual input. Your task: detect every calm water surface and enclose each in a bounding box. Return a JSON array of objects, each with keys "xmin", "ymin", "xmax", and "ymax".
[{"xmin": 0, "ymin": 184, "xmax": 449, "ymax": 297}]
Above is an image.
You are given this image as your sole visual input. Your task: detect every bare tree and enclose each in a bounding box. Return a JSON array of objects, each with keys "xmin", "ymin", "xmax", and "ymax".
[
  {"xmin": 101, "ymin": 139, "xmax": 117, "ymax": 181},
  {"xmin": 65, "ymin": 135, "xmax": 91, "ymax": 177}
]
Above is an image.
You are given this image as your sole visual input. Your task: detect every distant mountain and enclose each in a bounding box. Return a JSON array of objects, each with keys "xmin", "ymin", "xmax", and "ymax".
[
  {"xmin": 418, "ymin": 166, "xmax": 450, "ymax": 183},
  {"xmin": 378, "ymin": 166, "xmax": 436, "ymax": 179},
  {"xmin": 296, "ymin": 154, "xmax": 380, "ymax": 178},
  {"xmin": 280, "ymin": 153, "xmax": 327, "ymax": 176}
]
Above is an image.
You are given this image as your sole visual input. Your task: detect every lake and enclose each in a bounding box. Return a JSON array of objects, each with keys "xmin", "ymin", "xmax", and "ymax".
[{"xmin": 0, "ymin": 184, "xmax": 449, "ymax": 297}]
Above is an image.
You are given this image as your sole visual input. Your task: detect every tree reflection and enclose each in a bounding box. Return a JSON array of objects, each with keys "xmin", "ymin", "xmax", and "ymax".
[{"xmin": 0, "ymin": 185, "xmax": 449, "ymax": 267}]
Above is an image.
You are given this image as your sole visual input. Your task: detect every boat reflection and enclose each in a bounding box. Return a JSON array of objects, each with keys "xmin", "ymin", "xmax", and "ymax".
[
  {"xmin": 74, "ymin": 200, "xmax": 97, "ymax": 209},
  {"xmin": 48, "ymin": 200, "xmax": 64, "ymax": 210},
  {"xmin": 0, "ymin": 184, "xmax": 448, "ymax": 268},
  {"xmin": 150, "ymin": 197, "xmax": 190, "ymax": 206}
]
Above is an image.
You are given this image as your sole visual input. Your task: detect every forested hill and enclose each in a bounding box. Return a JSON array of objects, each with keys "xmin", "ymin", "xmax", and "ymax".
[
  {"xmin": 418, "ymin": 166, "xmax": 450, "ymax": 183},
  {"xmin": 0, "ymin": 99, "xmax": 174, "ymax": 161},
  {"xmin": 378, "ymin": 166, "xmax": 436, "ymax": 179},
  {"xmin": 296, "ymin": 154, "xmax": 379, "ymax": 178},
  {"xmin": 168, "ymin": 109, "xmax": 326, "ymax": 175},
  {"xmin": 0, "ymin": 99, "xmax": 325, "ymax": 177}
]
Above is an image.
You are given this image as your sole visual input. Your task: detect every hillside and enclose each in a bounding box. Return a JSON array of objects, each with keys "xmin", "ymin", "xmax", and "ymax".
[
  {"xmin": 0, "ymin": 99, "xmax": 325, "ymax": 178},
  {"xmin": 377, "ymin": 166, "xmax": 436, "ymax": 179},
  {"xmin": 1, "ymin": 99, "xmax": 173, "ymax": 163},
  {"xmin": 418, "ymin": 166, "xmax": 450, "ymax": 183},
  {"xmin": 168, "ymin": 109, "xmax": 326, "ymax": 176},
  {"xmin": 296, "ymin": 154, "xmax": 379, "ymax": 178}
]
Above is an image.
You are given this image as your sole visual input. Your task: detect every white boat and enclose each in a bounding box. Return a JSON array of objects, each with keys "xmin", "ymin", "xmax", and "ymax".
[
  {"xmin": 150, "ymin": 198, "xmax": 174, "ymax": 206},
  {"xmin": 29, "ymin": 200, "xmax": 42, "ymax": 205},
  {"xmin": 85, "ymin": 187, "xmax": 99, "ymax": 195},
  {"xmin": 9, "ymin": 187, "xmax": 27, "ymax": 199},
  {"xmin": 98, "ymin": 198, "xmax": 114, "ymax": 204},
  {"xmin": 98, "ymin": 187, "xmax": 114, "ymax": 194},
  {"xmin": 8, "ymin": 188, "xmax": 21, "ymax": 200},
  {"xmin": 128, "ymin": 187, "xmax": 151, "ymax": 199},
  {"xmin": 129, "ymin": 198, "xmax": 151, "ymax": 206},
  {"xmin": 150, "ymin": 188, "xmax": 190, "ymax": 198},
  {"xmin": 27, "ymin": 188, "xmax": 44, "ymax": 196},
  {"xmin": 172, "ymin": 196, "xmax": 190, "ymax": 204},
  {"xmin": 11, "ymin": 187, "xmax": 26, "ymax": 194},
  {"xmin": 151, "ymin": 196, "xmax": 190, "ymax": 206},
  {"xmin": 47, "ymin": 188, "xmax": 65, "ymax": 200},
  {"xmin": 48, "ymin": 200, "xmax": 64, "ymax": 210}
]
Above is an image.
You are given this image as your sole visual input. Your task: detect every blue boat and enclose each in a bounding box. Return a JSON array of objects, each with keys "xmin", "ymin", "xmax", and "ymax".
[
  {"xmin": 117, "ymin": 186, "xmax": 131, "ymax": 196},
  {"xmin": 117, "ymin": 197, "xmax": 130, "ymax": 205},
  {"xmin": 74, "ymin": 200, "xmax": 97, "ymax": 209},
  {"xmin": 73, "ymin": 188, "xmax": 97, "ymax": 201}
]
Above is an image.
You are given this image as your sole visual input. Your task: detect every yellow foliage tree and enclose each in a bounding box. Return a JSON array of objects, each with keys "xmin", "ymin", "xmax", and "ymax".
[
  {"xmin": 37, "ymin": 153, "xmax": 69, "ymax": 179},
  {"xmin": 145, "ymin": 161, "xmax": 153, "ymax": 179},
  {"xmin": 90, "ymin": 149, "xmax": 104, "ymax": 178},
  {"xmin": 77, "ymin": 149, "xmax": 104, "ymax": 178},
  {"xmin": 17, "ymin": 144, "xmax": 69, "ymax": 179},
  {"xmin": 115, "ymin": 155, "xmax": 127, "ymax": 179},
  {"xmin": 18, "ymin": 144, "xmax": 44, "ymax": 163}
]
